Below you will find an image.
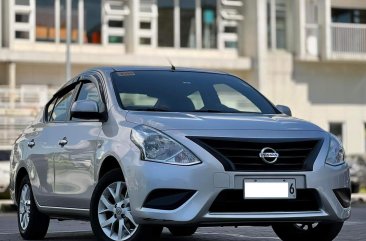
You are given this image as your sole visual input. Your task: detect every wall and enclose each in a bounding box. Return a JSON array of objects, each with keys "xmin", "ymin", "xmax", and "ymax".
[
  {"xmin": 0, "ymin": 63, "xmax": 6, "ymax": 85},
  {"xmin": 16, "ymin": 63, "xmax": 96, "ymax": 88},
  {"xmin": 332, "ymin": 0, "xmax": 366, "ymax": 9}
]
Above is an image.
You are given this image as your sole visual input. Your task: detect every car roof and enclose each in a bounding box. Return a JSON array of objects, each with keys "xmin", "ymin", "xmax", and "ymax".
[{"xmin": 91, "ymin": 66, "xmax": 228, "ymax": 75}]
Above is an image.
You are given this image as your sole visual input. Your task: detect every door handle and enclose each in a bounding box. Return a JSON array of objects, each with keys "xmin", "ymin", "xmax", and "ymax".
[
  {"xmin": 58, "ymin": 137, "xmax": 68, "ymax": 146},
  {"xmin": 27, "ymin": 139, "xmax": 35, "ymax": 148}
]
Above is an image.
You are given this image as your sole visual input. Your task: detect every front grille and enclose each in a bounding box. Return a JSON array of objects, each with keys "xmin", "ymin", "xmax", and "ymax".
[
  {"xmin": 209, "ymin": 189, "xmax": 320, "ymax": 213},
  {"xmin": 189, "ymin": 137, "xmax": 322, "ymax": 171}
]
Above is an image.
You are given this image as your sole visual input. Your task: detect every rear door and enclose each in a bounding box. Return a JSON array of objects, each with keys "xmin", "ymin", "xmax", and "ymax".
[{"xmin": 53, "ymin": 78, "xmax": 103, "ymax": 209}]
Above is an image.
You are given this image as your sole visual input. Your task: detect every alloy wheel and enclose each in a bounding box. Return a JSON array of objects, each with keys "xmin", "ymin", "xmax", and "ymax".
[
  {"xmin": 19, "ymin": 184, "xmax": 31, "ymax": 230},
  {"xmin": 98, "ymin": 181, "xmax": 138, "ymax": 241},
  {"xmin": 294, "ymin": 223, "xmax": 319, "ymax": 231}
]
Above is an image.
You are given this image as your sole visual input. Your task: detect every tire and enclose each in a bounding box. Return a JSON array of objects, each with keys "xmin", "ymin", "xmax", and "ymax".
[
  {"xmin": 90, "ymin": 169, "xmax": 163, "ymax": 241},
  {"xmin": 17, "ymin": 175, "xmax": 50, "ymax": 240},
  {"xmin": 272, "ymin": 222, "xmax": 344, "ymax": 241},
  {"xmin": 168, "ymin": 226, "xmax": 198, "ymax": 236}
]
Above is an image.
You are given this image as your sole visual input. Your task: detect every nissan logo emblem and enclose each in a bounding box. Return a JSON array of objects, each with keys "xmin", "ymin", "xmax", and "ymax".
[{"xmin": 259, "ymin": 147, "xmax": 279, "ymax": 164}]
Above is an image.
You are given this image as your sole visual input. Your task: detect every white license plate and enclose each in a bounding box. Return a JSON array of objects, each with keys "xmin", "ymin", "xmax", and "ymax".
[{"xmin": 244, "ymin": 179, "xmax": 296, "ymax": 199}]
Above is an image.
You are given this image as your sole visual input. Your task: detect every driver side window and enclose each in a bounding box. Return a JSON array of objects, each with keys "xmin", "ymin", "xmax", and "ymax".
[
  {"xmin": 49, "ymin": 88, "xmax": 75, "ymax": 122},
  {"xmin": 71, "ymin": 82, "xmax": 102, "ymax": 121}
]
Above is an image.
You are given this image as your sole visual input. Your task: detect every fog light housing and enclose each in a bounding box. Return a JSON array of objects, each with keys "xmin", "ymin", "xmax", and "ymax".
[
  {"xmin": 143, "ymin": 189, "xmax": 196, "ymax": 210},
  {"xmin": 333, "ymin": 188, "xmax": 351, "ymax": 208}
]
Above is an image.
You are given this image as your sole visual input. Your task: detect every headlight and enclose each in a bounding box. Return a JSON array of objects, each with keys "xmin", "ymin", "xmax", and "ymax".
[
  {"xmin": 326, "ymin": 134, "xmax": 345, "ymax": 166},
  {"xmin": 130, "ymin": 125, "xmax": 201, "ymax": 166}
]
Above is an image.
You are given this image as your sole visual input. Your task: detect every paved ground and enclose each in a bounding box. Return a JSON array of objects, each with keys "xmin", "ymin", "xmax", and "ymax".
[{"xmin": 0, "ymin": 204, "xmax": 365, "ymax": 241}]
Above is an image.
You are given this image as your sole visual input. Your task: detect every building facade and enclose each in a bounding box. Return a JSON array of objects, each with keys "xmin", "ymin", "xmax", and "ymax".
[{"xmin": 0, "ymin": 0, "xmax": 366, "ymax": 155}]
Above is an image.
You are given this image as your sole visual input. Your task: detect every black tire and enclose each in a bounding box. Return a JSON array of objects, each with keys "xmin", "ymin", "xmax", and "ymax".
[
  {"xmin": 168, "ymin": 226, "xmax": 198, "ymax": 236},
  {"xmin": 272, "ymin": 222, "xmax": 344, "ymax": 241},
  {"xmin": 90, "ymin": 169, "xmax": 163, "ymax": 241},
  {"xmin": 17, "ymin": 175, "xmax": 50, "ymax": 240}
]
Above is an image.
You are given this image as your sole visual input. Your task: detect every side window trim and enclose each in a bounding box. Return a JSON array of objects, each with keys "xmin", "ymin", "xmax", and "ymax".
[
  {"xmin": 81, "ymin": 74, "xmax": 108, "ymax": 115},
  {"xmin": 46, "ymin": 82, "xmax": 79, "ymax": 123},
  {"xmin": 69, "ymin": 78, "xmax": 103, "ymax": 122},
  {"xmin": 45, "ymin": 97, "xmax": 58, "ymax": 122}
]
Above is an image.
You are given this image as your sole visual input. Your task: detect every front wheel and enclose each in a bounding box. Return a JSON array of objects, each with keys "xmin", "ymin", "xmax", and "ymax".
[
  {"xmin": 272, "ymin": 222, "xmax": 344, "ymax": 241},
  {"xmin": 90, "ymin": 169, "xmax": 162, "ymax": 241},
  {"xmin": 17, "ymin": 175, "xmax": 50, "ymax": 240}
]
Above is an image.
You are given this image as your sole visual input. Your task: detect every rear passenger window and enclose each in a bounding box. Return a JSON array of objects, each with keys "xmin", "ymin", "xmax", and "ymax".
[{"xmin": 49, "ymin": 88, "xmax": 74, "ymax": 122}]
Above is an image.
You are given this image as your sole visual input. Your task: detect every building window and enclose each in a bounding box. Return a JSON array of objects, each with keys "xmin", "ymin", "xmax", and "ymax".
[
  {"xmin": 267, "ymin": 0, "xmax": 287, "ymax": 50},
  {"xmin": 202, "ymin": 0, "xmax": 217, "ymax": 49},
  {"xmin": 180, "ymin": 0, "xmax": 196, "ymax": 48},
  {"xmin": 15, "ymin": 0, "xmax": 30, "ymax": 6},
  {"xmin": 156, "ymin": 0, "xmax": 241, "ymax": 49},
  {"xmin": 84, "ymin": 0, "xmax": 102, "ymax": 44},
  {"xmin": 60, "ymin": 0, "xmax": 79, "ymax": 43},
  {"xmin": 14, "ymin": 0, "xmax": 33, "ymax": 40},
  {"xmin": 329, "ymin": 122, "xmax": 343, "ymax": 142},
  {"xmin": 35, "ymin": 0, "xmax": 103, "ymax": 44},
  {"xmin": 158, "ymin": 0, "xmax": 174, "ymax": 47},
  {"xmin": 332, "ymin": 8, "xmax": 366, "ymax": 24},
  {"xmin": 35, "ymin": 0, "xmax": 55, "ymax": 42}
]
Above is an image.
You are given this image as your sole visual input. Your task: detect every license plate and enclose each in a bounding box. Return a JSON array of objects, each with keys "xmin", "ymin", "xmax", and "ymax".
[{"xmin": 244, "ymin": 179, "xmax": 296, "ymax": 199}]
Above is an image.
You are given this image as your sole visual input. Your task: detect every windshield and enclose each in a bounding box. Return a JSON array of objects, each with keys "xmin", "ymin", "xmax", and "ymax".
[{"xmin": 111, "ymin": 70, "xmax": 278, "ymax": 114}]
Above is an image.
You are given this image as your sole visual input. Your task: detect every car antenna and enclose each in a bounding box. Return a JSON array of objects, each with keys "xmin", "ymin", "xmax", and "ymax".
[{"xmin": 166, "ymin": 57, "xmax": 176, "ymax": 71}]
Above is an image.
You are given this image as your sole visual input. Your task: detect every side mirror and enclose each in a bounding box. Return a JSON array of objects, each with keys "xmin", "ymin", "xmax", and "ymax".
[
  {"xmin": 276, "ymin": 105, "xmax": 292, "ymax": 116},
  {"xmin": 71, "ymin": 100, "xmax": 101, "ymax": 120}
]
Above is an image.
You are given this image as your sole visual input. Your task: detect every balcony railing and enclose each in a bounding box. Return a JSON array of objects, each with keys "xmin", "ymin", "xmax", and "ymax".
[{"xmin": 331, "ymin": 23, "xmax": 366, "ymax": 58}]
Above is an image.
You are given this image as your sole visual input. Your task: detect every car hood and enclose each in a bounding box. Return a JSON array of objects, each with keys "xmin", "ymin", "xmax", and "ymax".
[{"xmin": 126, "ymin": 112, "xmax": 324, "ymax": 132}]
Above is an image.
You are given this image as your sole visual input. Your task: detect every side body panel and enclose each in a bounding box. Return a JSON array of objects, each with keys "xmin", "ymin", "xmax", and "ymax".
[{"xmin": 53, "ymin": 122, "xmax": 102, "ymax": 209}]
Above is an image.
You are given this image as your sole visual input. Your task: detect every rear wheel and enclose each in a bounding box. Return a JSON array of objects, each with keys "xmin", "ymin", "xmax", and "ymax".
[
  {"xmin": 17, "ymin": 175, "xmax": 50, "ymax": 240},
  {"xmin": 272, "ymin": 222, "xmax": 344, "ymax": 241},
  {"xmin": 90, "ymin": 169, "xmax": 162, "ymax": 241},
  {"xmin": 168, "ymin": 226, "xmax": 198, "ymax": 236}
]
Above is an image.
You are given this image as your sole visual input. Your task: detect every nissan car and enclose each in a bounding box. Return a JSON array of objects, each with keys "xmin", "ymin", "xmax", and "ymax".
[{"xmin": 10, "ymin": 67, "xmax": 351, "ymax": 241}]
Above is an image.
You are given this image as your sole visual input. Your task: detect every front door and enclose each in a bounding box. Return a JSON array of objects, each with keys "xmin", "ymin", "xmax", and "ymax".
[{"xmin": 53, "ymin": 81, "xmax": 103, "ymax": 209}]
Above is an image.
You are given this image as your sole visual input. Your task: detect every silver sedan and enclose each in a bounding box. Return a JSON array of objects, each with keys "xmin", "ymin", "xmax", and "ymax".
[{"xmin": 10, "ymin": 67, "xmax": 350, "ymax": 241}]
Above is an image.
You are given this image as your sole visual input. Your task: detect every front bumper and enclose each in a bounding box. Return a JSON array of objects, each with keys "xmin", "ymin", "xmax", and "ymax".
[{"xmin": 123, "ymin": 130, "xmax": 351, "ymax": 226}]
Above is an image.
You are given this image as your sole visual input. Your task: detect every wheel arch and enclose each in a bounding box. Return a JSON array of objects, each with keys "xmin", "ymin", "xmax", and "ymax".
[
  {"xmin": 15, "ymin": 167, "xmax": 29, "ymax": 205},
  {"xmin": 98, "ymin": 155, "xmax": 124, "ymax": 181}
]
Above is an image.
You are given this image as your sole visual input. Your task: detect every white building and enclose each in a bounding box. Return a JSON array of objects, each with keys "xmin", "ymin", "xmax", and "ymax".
[{"xmin": 0, "ymin": 0, "xmax": 365, "ymax": 155}]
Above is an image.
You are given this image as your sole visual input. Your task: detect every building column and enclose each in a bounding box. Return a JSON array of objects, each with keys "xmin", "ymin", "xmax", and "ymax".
[
  {"xmin": 319, "ymin": 0, "xmax": 331, "ymax": 60},
  {"xmin": 126, "ymin": 0, "xmax": 140, "ymax": 53},
  {"xmin": 8, "ymin": 62, "xmax": 16, "ymax": 108},
  {"xmin": 293, "ymin": 0, "xmax": 306, "ymax": 58},
  {"xmin": 0, "ymin": 0, "xmax": 2, "ymax": 48},
  {"xmin": 239, "ymin": 0, "xmax": 268, "ymax": 92}
]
